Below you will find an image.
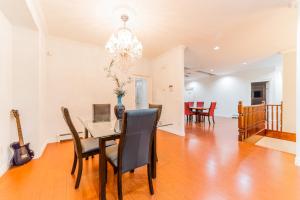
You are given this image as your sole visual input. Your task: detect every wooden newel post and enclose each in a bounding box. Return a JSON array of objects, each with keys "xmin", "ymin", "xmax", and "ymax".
[
  {"xmin": 262, "ymin": 101, "xmax": 267, "ymax": 135},
  {"xmin": 238, "ymin": 101, "xmax": 245, "ymax": 141}
]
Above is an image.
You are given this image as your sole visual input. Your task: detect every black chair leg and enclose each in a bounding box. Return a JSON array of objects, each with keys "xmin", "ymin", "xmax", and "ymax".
[
  {"xmin": 71, "ymin": 152, "xmax": 77, "ymax": 175},
  {"xmin": 213, "ymin": 116, "xmax": 215, "ymax": 124},
  {"xmin": 117, "ymin": 172, "xmax": 123, "ymax": 200},
  {"xmin": 105, "ymin": 161, "xmax": 107, "ymax": 184},
  {"xmin": 147, "ymin": 164, "xmax": 154, "ymax": 195},
  {"xmin": 130, "ymin": 170, "xmax": 135, "ymax": 173},
  {"xmin": 208, "ymin": 116, "xmax": 211, "ymax": 124},
  {"xmin": 75, "ymin": 159, "xmax": 83, "ymax": 189},
  {"xmin": 113, "ymin": 167, "xmax": 118, "ymax": 174}
]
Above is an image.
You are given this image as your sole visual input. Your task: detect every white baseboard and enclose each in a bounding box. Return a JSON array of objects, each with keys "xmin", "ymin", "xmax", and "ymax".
[
  {"xmin": 295, "ymin": 156, "xmax": 300, "ymax": 166},
  {"xmin": 56, "ymin": 132, "xmax": 84, "ymax": 142},
  {"xmin": 214, "ymin": 114, "xmax": 232, "ymax": 118}
]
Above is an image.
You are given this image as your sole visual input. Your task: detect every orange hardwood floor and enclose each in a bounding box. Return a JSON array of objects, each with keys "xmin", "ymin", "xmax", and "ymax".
[{"xmin": 1, "ymin": 117, "xmax": 300, "ymax": 200}]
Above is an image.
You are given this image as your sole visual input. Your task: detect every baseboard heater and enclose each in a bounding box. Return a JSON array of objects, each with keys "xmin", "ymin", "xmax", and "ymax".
[
  {"xmin": 232, "ymin": 114, "xmax": 238, "ymax": 119},
  {"xmin": 57, "ymin": 131, "xmax": 84, "ymax": 142}
]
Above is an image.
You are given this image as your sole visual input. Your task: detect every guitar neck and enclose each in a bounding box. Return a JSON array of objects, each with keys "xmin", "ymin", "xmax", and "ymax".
[{"xmin": 15, "ymin": 116, "xmax": 25, "ymax": 146}]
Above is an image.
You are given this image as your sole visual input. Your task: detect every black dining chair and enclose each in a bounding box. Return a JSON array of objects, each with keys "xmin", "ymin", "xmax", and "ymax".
[
  {"xmin": 149, "ymin": 104, "xmax": 162, "ymax": 165},
  {"xmin": 105, "ymin": 109, "xmax": 158, "ymax": 200},
  {"xmin": 93, "ymin": 104, "xmax": 111, "ymax": 122},
  {"xmin": 61, "ymin": 107, "xmax": 115, "ymax": 189}
]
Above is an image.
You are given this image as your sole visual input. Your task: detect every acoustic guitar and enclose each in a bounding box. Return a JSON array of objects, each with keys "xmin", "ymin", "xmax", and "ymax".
[{"xmin": 10, "ymin": 109, "xmax": 34, "ymax": 166}]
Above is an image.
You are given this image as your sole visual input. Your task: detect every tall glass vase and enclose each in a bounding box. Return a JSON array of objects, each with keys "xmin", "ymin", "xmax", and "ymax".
[{"xmin": 114, "ymin": 95, "xmax": 125, "ymax": 132}]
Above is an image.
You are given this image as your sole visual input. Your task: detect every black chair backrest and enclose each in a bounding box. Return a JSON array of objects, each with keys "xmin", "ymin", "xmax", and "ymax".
[
  {"xmin": 149, "ymin": 104, "xmax": 162, "ymax": 122},
  {"xmin": 118, "ymin": 109, "xmax": 157, "ymax": 173},
  {"xmin": 93, "ymin": 104, "xmax": 110, "ymax": 122},
  {"xmin": 61, "ymin": 107, "xmax": 82, "ymax": 155}
]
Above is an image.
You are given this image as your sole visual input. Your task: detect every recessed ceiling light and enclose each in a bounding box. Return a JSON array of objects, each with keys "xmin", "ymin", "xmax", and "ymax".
[
  {"xmin": 243, "ymin": 62, "xmax": 248, "ymax": 65},
  {"xmin": 213, "ymin": 46, "xmax": 220, "ymax": 51},
  {"xmin": 210, "ymin": 69, "xmax": 214, "ymax": 72}
]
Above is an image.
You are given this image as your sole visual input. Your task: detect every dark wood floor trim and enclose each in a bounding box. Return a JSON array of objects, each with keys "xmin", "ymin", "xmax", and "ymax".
[{"xmin": 259, "ymin": 130, "xmax": 296, "ymax": 142}]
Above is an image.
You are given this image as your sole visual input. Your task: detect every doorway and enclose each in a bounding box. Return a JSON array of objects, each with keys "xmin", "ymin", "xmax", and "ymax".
[
  {"xmin": 251, "ymin": 81, "xmax": 267, "ymax": 105},
  {"xmin": 135, "ymin": 78, "xmax": 148, "ymax": 109}
]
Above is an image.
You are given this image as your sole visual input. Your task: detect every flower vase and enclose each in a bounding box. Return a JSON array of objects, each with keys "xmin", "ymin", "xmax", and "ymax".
[
  {"xmin": 114, "ymin": 96, "xmax": 125, "ymax": 132},
  {"xmin": 114, "ymin": 96, "xmax": 125, "ymax": 119}
]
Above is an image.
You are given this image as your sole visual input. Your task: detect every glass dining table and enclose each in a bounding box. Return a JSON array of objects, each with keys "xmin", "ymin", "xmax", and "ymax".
[{"xmin": 78, "ymin": 118, "xmax": 172, "ymax": 200}]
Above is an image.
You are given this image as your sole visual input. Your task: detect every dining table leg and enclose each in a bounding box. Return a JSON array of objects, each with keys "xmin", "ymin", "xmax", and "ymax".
[
  {"xmin": 195, "ymin": 110, "xmax": 199, "ymax": 123},
  {"xmin": 99, "ymin": 139, "xmax": 106, "ymax": 200}
]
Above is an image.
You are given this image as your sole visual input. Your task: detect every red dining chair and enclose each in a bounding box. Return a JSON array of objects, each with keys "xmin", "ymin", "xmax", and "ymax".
[
  {"xmin": 184, "ymin": 102, "xmax": 194, "ymax": 122},
  {"xmin": 199, "ymin": 102, "xmax": 216, "ymax": 124},
  {"xmin": 196, "ymin": 101, "xmax": 204, "ymax": 122},
  {"xmin": 196, "ymin": 101, "xmax": 204, "ymax": 107}
]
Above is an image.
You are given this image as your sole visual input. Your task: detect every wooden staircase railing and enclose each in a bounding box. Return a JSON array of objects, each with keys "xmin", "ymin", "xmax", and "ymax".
[
  {"xmin": 266, "ymin": 102, "xmax": 283, "ymax": 132},
  {"xmin": 238, "ymin": 101, "xmax": 283, "ymax": 141}
]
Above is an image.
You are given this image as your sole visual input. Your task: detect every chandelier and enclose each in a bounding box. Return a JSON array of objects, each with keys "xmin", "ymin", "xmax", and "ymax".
[{"xmin": 105, "ymin": 14, "xmax": 143, "ymax": 67}]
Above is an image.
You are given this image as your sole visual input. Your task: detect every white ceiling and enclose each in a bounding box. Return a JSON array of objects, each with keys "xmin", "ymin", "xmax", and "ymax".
[
  {"xmin": 39, "ymin": 0, "xmax": 297, "ymax": 73},
  {"xmin": 185, "ymin": 53, "xmax": 283, "ymax": 81},
  {"xmin": 0, "ymin": 0, "xmax": 37, "ymax": 29}
]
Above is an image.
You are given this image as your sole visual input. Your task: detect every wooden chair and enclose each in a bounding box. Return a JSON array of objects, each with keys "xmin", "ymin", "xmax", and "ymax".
[
  {"xmin": 199, "ymin": 102, "xmax": 217, "ymax": 124},
  {"xmin": 93, "ymin": 104, "xmax": 111, "ymax": 122},
  {"xmin": 105, "ymin": 109, "xmax": 158, "ymax": 200},
  {"xmin": 61, "ymin": 107, "xmax": 115, "ymax": 189}
]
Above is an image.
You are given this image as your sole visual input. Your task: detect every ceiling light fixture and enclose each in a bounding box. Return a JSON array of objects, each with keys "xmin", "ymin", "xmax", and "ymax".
[
  {"xmin": 213, "ymin": 46, "xmax": 220, "ymax": 51},
  {"xmin": 243, "ymin": 62, "xmax": 248, "ymax": 65},
  {"xmin": 210, "ymin": 69, "xmax": 214, "ymax": 72},
  {"xmin": 105, "ymin": 14, "xmax": 143, "ymax": 67}
]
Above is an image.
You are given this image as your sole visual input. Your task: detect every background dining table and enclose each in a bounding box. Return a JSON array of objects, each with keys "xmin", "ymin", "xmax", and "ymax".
[
  {"xmin": 189, "ymin": 107, "xmax": 209, "ymax": 122},
  {"xmin": 78, "ymin": 118, "xmax": 172, "ymax": 200}
]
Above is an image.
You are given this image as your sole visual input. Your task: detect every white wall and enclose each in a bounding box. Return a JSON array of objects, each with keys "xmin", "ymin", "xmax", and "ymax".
[
  {"xmin": 151, "ymin": 46, "xmax": 185, "ymax": 136},
  {"xmin": 295, "ymin": 4, "xmax": 300, "ymax": 166},
  {"xmin": 185, "ymin": 65, "xmax": 283, "ymax": 118},
  {"xmin": 0, "ymin": 11, "xmax": 13, "ymax": 176},
  {"xmin": 45, "ymin": 36, "xmax": 152, "ymax": 140},
  {"xmin": 282, "ymin": 50, "xmax": 296, "ymax": 133},
  {"xmin": 11, "ymin": 26, "xmax": 40, "ymax": 155}
]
